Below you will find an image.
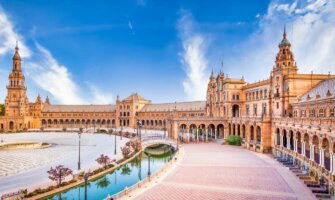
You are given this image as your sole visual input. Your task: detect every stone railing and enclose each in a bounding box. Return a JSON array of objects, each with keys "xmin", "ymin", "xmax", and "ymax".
[
  {"xmin": 107, "ymin": 151, "xmax": 180, "ymax": 200},
  {"xmin": 275, "ymin": 145, "xmax": 334, "ymax": 182},
  {"xmin": 273, "ymin": 117, "xmax": 335, "ymax": 128}
]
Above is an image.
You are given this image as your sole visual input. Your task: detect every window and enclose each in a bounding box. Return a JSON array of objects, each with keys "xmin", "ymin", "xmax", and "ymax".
[
  {"xmin": 301, "ymin": 110, "xmax": 305, "ymax": 117},
  {"xmin": 276, "ymin": 102, "xmax": 279, "ymax": 109},
  {"xmin": 330, "ymin": 108, "xmax": 335, "ymax": 117},
  {"xmin": 319, "ymin": 109, "xmax": 325, "ymax": 118},
  {"xmin": 246, "ymin": 105, "xmax": 249, "ymax": 116},
  {"xmin": 294, "ymin": 110, "xmax": 297, "ymax": 117},
  {"xmin": 309, "ymin": 109, "xmax": 315, "ymax": 117},
  {"xmin": 262, "ymin": 103, "xmax": 267, "ymax": 116},
  {"xmin": 236, "ymin": 95, "xmax": 239, "ymax": 100},
  {"xmin": 253, "ymin": 104, "xmax": 257, "ymax": 115},
  {"xmin": 233, "ymin": 95, "xmax": 235, "ymax": 100},
  {"xmin": 264, "ymin": 90, "xmax": 268, "ymax": 98}
]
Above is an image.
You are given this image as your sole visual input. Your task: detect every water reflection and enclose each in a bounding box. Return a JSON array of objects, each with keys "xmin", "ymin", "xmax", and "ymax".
[{"xmin": 46, "ymin": 152, "xmax": 170, "ymax": 200}]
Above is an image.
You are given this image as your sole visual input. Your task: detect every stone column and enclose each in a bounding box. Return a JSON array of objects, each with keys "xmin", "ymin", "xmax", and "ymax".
[
  {"xmin": 206, "ymin": 129, "xmax": 208, "ymax": 142},
  {"xmin": 287, "ymin": 136, "xmax": 291, "ymax": 149},
  {"xmin": 320, "ymin": 148, "xmax": 324, "ymax": 167},
  {"xmin": 331, "ymin": 153, "xmax": 335, "ymax": 175},
  {"xmin": 214, "ymin": 128, "xmax": 217, "ymax": 140},
  {"xmin": 310, "ymin": 144, "xmax": 314, "ymax": 161},
  {"xmin": 197, "ymin": 129, "xmax": 199, "ymax": 142},
  {"xmin": 302, "ymin": 141, "xmax": 306, "ymax": 156},
  {"xmin": 293, "ymin": 139, "xmax": 297, "ymax": 152},
  {"xmin": 280, "ymin": 134, "xmax": 283, "ymax": 147}
]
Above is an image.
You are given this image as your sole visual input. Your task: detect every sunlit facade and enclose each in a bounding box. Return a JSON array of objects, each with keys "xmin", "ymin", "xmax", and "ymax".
[{"xmin": 0, "ymin": 29, "xmax": 334, "ymax": 183}]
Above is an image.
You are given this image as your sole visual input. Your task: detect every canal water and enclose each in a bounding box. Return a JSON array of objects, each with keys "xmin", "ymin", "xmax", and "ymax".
[{"xmin": 45, "ymin": 152, "xmax": 171, "ymax": 200}]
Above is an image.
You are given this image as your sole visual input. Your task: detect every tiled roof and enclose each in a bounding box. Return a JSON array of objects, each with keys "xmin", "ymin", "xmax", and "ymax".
[
  {"xmin": 42, "ymin": 104, "xmax": 116, "ymax": 112},
  {"xmin": 140, "ymin": 101, "xmax": 206, "ymax": 112},
  {"xmin": 123, "ymin": 93, "xmax": 150, "ymax": 102},
  {"xmin": 295, "ymin": 78, "xmax": 335, "ymax": 103}
]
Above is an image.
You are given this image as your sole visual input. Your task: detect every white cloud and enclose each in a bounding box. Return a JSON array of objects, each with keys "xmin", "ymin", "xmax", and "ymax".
[
  {"xmin": 0, "ymin": 6, "xmax": 30, "ymax": 58},
  {"xmin": 0, "ymin": 7, "xmax": 114, "ymax": 105},
  {"xmin": 178, "ymin": 11, "xmax": 209, "ymax": 101},
  {"xmin": 87, "ymin": 83, "xmax": 113, "ymax": 104},
  {"xmin": 25, "ymin": 43, "xmax": 87, "ymax": 104},
  {"xmin": 228, "ymin": 0, "xmax": 335, "ymax": 81}
]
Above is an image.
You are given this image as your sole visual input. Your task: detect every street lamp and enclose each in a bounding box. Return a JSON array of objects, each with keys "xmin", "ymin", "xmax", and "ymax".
[
  {"xmin": 177, "ymin": 122, "xmax": 180, "ymax": 151},
  {"xmin": 120, "ymin": 116, "xmax": 123, "ymax": 140},
  {"xmin": 147, "ymin": 154, "xmax": 151, "ymax": 176},
  {"xmin": 163, "ymin": 121, "xmax": 166, "ymax": 139},
  {"xmin": 84, "ymin": 173, "xmax": 89, "ymax": 200},
  {"xmin": 78, "ymin": 131, "xmax": 82, "ymax": 170},
  {"xmin": 169, "ymin": 143, "xmax": 172, "ymax": 161},
  {"xmin": 114, "ymin": 126, "xmax": 117, "ymax": 155}
]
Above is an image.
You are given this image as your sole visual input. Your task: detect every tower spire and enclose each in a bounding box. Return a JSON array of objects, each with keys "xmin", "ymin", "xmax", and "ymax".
[{"xmin": 283, "ymin": 25, "xmax": 287, "ymax": 39}]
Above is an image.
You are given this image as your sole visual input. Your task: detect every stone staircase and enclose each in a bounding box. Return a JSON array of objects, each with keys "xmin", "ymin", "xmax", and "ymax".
[{"xmin": 274, "ymin": 156, "xmax": 332, "ymax": 200}]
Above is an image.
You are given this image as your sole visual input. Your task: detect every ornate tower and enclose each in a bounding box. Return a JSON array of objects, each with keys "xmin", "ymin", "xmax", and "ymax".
[
  {"xmin": 271, "ymin": 27, "xmax": 298, "ymax": 117},
  {"xmin": 5, "ymin": 43, "xmax": 29, "ymax": 118}
]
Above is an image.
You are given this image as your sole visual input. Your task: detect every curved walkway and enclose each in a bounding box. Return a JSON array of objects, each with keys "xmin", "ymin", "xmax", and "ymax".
[{"xmin": 134, "ymin": 143, "xmax": 316, "ymax": 200}]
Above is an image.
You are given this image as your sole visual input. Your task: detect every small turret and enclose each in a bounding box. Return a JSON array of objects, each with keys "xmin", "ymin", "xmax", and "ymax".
[
  {"xmin": 35, "ymin": 94, "xmax": 42, "ymax": 104},
  {"xmin": 45, "ymin": 96, "xmax": 50, "ymax": 105}
]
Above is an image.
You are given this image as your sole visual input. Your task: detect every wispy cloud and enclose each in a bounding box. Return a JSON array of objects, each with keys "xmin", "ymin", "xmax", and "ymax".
[
  {"xmin": 128, "ymin": 21, "xmax": 135, "ymax": 35},
  {"xmin": 87, "ymin": 84, "xmax": 113, "ymax": 104},
  {"xmin": 0, "ymin": 6, "xmax": 30, "ymax": 58},
  {"xmin": 25, "ymin": 43, "xmax": 87, "ymax": 104},
  {"xmin": 0, "ymin": 7, "xmax": 114, "ymax": 104},
  {"xmin": 178, "ymin": 10, "xmax": 209, "ymax": 101},
  {"xmin": 228, "ymin": 0, "xmax": 335, "ymax": 81}
]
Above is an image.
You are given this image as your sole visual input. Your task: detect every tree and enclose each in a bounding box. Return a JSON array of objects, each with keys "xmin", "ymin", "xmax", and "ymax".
[
  {"xmin": 121, "ymin": 146, "xmax": 131, "ymax": 158},
  {"xmin": 47, "ymin": 165, "xmax": 73, "ymax": 185},
  {"xmin": 96, "ymin": 154, "xmax": 111, "ymax": 169}
]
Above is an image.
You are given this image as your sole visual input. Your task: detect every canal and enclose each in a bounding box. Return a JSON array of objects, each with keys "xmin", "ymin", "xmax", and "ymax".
[{"xmin": 45, "ymin": 151, "xmax": 171, "ymax": 200}]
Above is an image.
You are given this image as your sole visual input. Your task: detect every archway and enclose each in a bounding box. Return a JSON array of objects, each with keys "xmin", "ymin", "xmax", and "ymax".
[
  {"xmin": 208, "ymin": 124, "xmax": 215, "ymax": 138},
  {"xmin": 237, "ymin": 124, "xmax": 241, "ymax": 136},
  {"xmin": 296, "ymin": 131, "xmax": 301, "ymax": 153},
  {"xmin": 232, "ymin": 104, "xmax": 239, "ymax": 117},
  {"xmin": 233, "ymin": 124, "xmax": 236, "ymax": 135},
  {"xmin": 242, "ymin": 124, "xmax": 246, "ymax": 140},
  {"xmin": 250, "ymin": 125, "xmax": 254, "ymax": 144},
  {"xmin": 256, "ymin": 126, "xmax": 261, "ymax": 145},
  {"xmin": 283, "ymin": 130, "xmax": 287, "ymax": 148},
  {"xmin": 276, "ymin": 128, "xmax": 280, "ymax": 146},
  {"xmin": 304, "ymin": 133, "xmax": 310, "ymax": 158},
  {"xmin": 322, "ymin": 138, "xmax": 330, "ymax": 170},
  {"xmin": 312, "ymin": 135, "xmax": 320, "ymax": 164},
  {"xmin": 289, "ymin": 130, "xmax": 294, "ymax": 150},
  {"xmin": 9, "ymin": 121, "xmax": 14, "ymax": 130},
  {"xmin": 217, "ymin": 124, "xmax": 224, "ymax": 138}
]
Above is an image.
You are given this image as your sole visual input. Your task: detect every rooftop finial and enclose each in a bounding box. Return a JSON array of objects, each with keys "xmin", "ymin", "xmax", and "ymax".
[{"xmin": 283, "ymin": 25, "xmax": 287, "ymax": 39}]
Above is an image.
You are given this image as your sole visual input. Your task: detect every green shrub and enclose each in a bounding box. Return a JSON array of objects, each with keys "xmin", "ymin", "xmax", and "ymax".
[{"xmin": 226, "ymin": 135, "xmax": 241, "ymax": 146}]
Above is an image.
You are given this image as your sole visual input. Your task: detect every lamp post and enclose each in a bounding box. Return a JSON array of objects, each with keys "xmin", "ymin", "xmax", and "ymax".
[
  {"xmin": 147, "ymin": 154, "xmax": 151, "ymax": 176},
  {"xmin": 114, "ymin": 126, "xmax": 117, "ymax": 155},
  {"xmin": 169, "ymin": 143, "xmax": 172, "ymax": 161},
  {"xmin": 177, "ymin": 122, "xmax": 180, "ymax": 151},
  {"xmin": 163, "ymin": 121, "xmax": 166, "ymax": 139},
  {"xmin": 84, "ymin": 173, "xmax": 89, "ymax": 200},
  {"xmin": 120, "ymin": 116, "xmax": 123, "ymax": 140},
  {"xmin": 78, "ymin": 131, "xmax": 81, "ymax": 170}
]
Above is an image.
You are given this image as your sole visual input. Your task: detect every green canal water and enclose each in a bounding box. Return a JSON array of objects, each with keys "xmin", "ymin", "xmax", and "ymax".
[{"xmin": 45, "ymin": 151, "xmax": 171, "ymax": 200}]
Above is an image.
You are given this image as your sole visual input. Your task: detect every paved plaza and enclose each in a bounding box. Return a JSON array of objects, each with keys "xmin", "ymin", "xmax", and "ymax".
[
  {"xmin": 135, "ymin": 143, "xmax": 316, "ymax": 200},
  {"xmin": 0, "ymin": 132, "xmax": 127, "ymax": 193}
]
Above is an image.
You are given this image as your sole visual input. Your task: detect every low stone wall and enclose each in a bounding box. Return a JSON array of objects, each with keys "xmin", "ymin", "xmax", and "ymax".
[{"xmin": 0, "ymin": 142, "xmax": 49, "ymax": 150}]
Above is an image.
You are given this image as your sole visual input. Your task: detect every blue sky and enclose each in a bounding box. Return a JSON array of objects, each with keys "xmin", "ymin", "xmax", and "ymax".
[{"xmin": 0, "ymin": 0, "xmax": 334, "ymax": 104}]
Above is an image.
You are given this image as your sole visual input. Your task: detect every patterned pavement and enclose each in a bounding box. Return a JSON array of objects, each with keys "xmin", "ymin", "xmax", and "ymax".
[{"xmin": 135, "ymin": 143, "xmax": 316, "ymax": 200}]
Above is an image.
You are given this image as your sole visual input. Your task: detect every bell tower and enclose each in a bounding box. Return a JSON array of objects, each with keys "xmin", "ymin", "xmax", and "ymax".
[
  {"xmin": 5, "ymin": 43, "xmax": 29, "ymax": 118},
  {"xmin": 271, "ymin": 27, "xmax": 298, "ymax": 117}
]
